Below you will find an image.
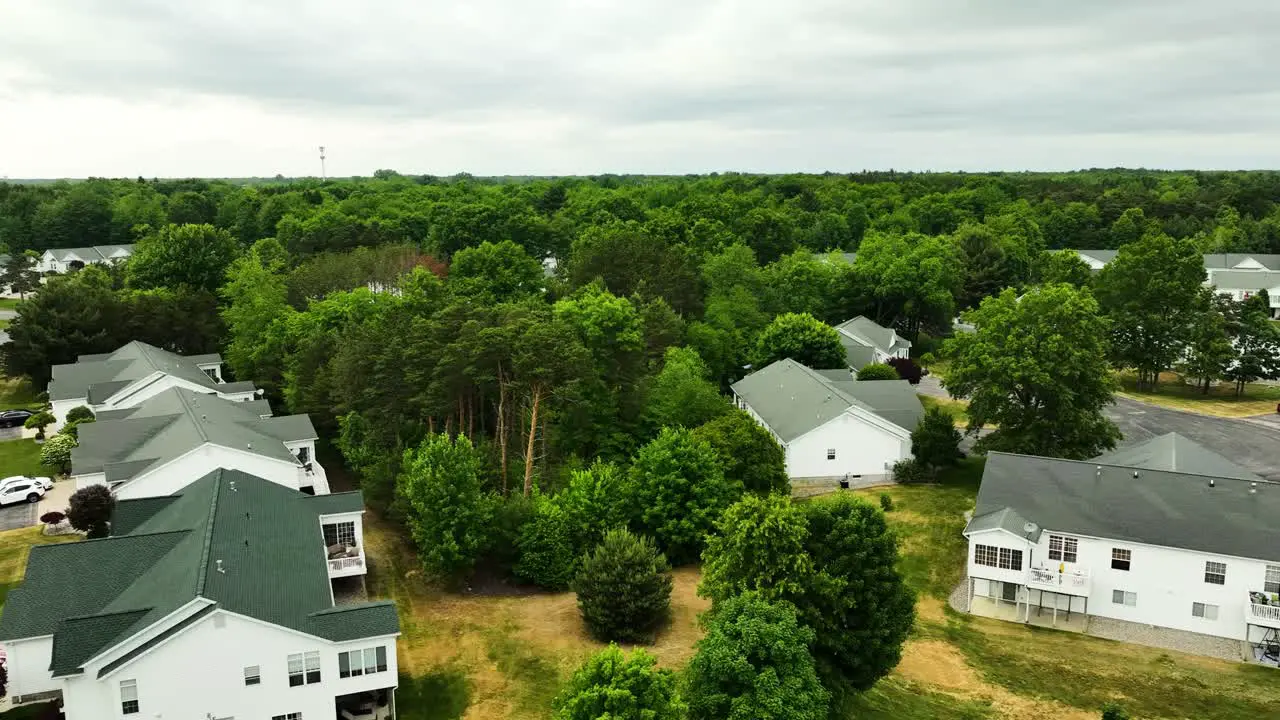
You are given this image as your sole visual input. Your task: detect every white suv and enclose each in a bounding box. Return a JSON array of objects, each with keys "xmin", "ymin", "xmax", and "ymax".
[{"xmin": 0, "ymin": 476, "xmax": 52, "ymax": 506}]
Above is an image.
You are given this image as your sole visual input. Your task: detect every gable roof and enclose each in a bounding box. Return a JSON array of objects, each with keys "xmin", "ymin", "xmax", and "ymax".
[
  {"xmin": 49, "ymin": 340, "xmax": 251, "ymax": 402},
  {"xmin": 1204, "ymin": 253, "xmax": 1280, "ymax": 271},
  {"xmin": 730, "ymin": 358, "xmax": 923, "ymax": 442},
  {"xmin": 43, "ymin": 245, "xmax": 135, "ymax": 263},
  {"xmin": 967, "ymin": 438, "xmax": 1280, "ymax": 561},
  {"xmin": 72, "ymin": 388, "xmax": 314, "ymax": 483},
  {"xmin": 0, "ymin": 470, "xmax": 394, "ymax": 677},
  {"xmin": 834, "ymin": 316, "xmax": 911, "ymax": 355},
  {"xmin": 1204, "ymin": 269, "xmax": 1280, "ymax": 292},
  {"xmin": 1073, "ymin": 249, "xmax": 1119, "ymax": 266},
  {"xmin": 966, "ymin": 506, "xmax": 1042, "ymax": 543},
  {"xmin": 1092, "ymin": 433, "xmax": 1260, "ymax": 481}
]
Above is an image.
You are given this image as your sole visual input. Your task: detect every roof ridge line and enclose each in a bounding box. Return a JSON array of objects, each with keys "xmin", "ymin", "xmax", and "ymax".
[
  {"xmin": 989, "ymin": 451, "xmax": 1279, "ymax": 486},
  {"xmin": 194, "ymin": 471, "xmax": 223, "ymax": 597},
  {"xmin": 175, "ymin": 389, "xmax": 212, "ymax": 444},
  {"xmin": 57, "ymin": 607, "xmax": 154, "ymax": 624}
]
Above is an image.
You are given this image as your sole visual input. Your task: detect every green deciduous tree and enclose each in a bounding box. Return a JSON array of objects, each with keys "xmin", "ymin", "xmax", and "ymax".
[
  {"xmin": 127, "ymin": 223, "xmax": 240, "ymax": 293},
  {"xmin": 553, "ymin": 645, "xmax": 685, "ymax": 720},
  {"xmin": 626, "ymin": 427, "xmax": 742, "ymax": 564},
  {"xmin": 643, "ymin": 346, "xmax": 727, "ymax": 431},
  {"xmin": 67, "ymin": 484, "xmax": 115, "ymax": 538},
  {"xmin": 220, "ymin": 238, "xmax": 293, "ymax": 395},
  {"xmin": 1095, "ymin": 232, "xmax": 1205, "ymax": 391},
  {"xmin": 692, "ymin": 410, "xmax": 789, "ymax": 495},
  {"xmin": 1181, "ymin": 292, "xmax": 1236, "ymax": 393},
  {"xmin": 2, "ymin": 251, "xmax": 39, "ymax": 298},
  {"xmin": 1036, "ymin": 250, "xmax": 1093, "ymax": 287},
  {"xmin": 683, "ymin": 591, "xmax": 829, "ymax": 720},
  {"xmin": 4, "ymin": 269, "xmax": 124, "ymax": 387},
  {"xmin": 753, "ymin": 313, "xmax": 846, "ymax": 370},
  {"xmin": 449, "ymin": 240, "xmax": 544, "ymax": 303},
  {"xmin": 40, "ymin": 433, "xmax": 76, "ymax": 474},
  {"xmin": 1225, "ymin": 302, "xmax": 1280, "ymax": 395},
  {"xmin": 574, "ymin": 528, "xmax": 674, "ymax": 643},
  {"xmin": 396, "ymin": 433, "xmax": 494, "ymax": 582},
  {"xmin": 853, "ymin": 231, "xmax": 961, "ymax": 342},
  {"xmin": 700, "ymin": 494, "xmax": 812, "ymax": 602},
  {"xmin": 557, "ymin": 460, "xmax": 631, "ymax": 556},
  {"xmin": 514, "ymin": 492, "xmax": 578, "ymax": 590},
  {"xmin": 944, "ymin": 285, "xmax": 1120, "ymax": 458},
  {"xmin": 911, "ymin": 405, "xmax": 962, "ymax": 470}
]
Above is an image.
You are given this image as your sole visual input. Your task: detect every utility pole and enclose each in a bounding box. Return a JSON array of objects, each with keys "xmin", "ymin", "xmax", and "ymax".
[{"xmin": 319, "ymin": 146, "xmax": 327, "ymax": 181}]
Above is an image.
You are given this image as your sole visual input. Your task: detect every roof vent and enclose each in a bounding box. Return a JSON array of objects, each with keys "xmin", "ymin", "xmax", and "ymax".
[
  {"xmin": 1208, "ymin": 478, "xmax": 1215, "ymax": 487},
  {"xmin": 229, "ymin": 480, "xmax": 236, "ymax": 491},
  {"xmin": 201, "ymin": 414, "xmax": 208, "ymax": 421},
  {"xmin": 1095, "ymin": 465, "xmax": 1102, "ymax": 478},
  {"xmin": 1251, "ymin": 482, "xmax": 1258, "ymax": 495},
  {"xmin": 215, "ymin": 559, "xmax": 226, "ymax": 574},
  {"xmin": 1132, "ymin": 471, "xmax": 1139, "ymax": 478},
  {"xmin": 246, "ymin": 442, "xmax": 253, "ymax": 450}
]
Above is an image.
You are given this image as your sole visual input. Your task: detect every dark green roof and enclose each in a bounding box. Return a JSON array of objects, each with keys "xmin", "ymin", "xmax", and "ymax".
[
  {"xmin": 72, "ymin": 388, "xmax": 314, "ymax": 483},
  {"xmin": 305, "ymin": 491, "xmax": 367, "ymax": 516},
  {"xmin": 0, "ymin": 470, "xmax": 394, "ymax": 677}
]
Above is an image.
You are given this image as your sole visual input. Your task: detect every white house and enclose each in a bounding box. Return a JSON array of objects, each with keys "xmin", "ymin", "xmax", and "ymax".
[
  {"xmin": 1072, "ymin": 250, "xmax": 1280, "ymax": 318},
  {"xmin": 730, "ymin": 358, "xmax": 923, "ymax": 480},
  {"xmin": 832, "ymin": 316, "xmax": 912, "ymax": 373},
  {"xmin": 0, "ymin": 469, "xmax": 394, "ymax": 720},
  {"xmin": 48, "ymin": 341, "xmax": 259, "ymax": 431},
  {"xmin": 963, "ymin": 433, "xmax": 1280, "ymax": 650},
  {"xmin": 36, "ymin": 245, "xmax": 135, "ymax": 274},
  {"xmin": 72, "ymin": 387, "xmax": 330, "ymax": 498}
]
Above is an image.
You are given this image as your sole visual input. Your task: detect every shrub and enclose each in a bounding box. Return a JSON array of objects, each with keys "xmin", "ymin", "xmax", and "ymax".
[
  {"xmin": 856, "ymin": 363, "xmax": 899, "ymax": 381},
  {"xmin": 553, "ymin": 645, "xmax": 685, "ymax": 720},
  {"xmin": 65, "ymin": 405, "xmax": 95, "ymax": 423},
  {"xmin": 574, "ymin": 529, "xmax": 673, "ymax": 643},
  {"xmin": 487, "ymin": 493, "xmax": 533, "ymax": 574},
  {"xmin": 24, "ymin": 410, "xmax": 55, "ymax": 439},
  {"xmin": 1101, "ymin": 703, "xmax": 1131, "ymax": 720},
  {"xmin": 67, "ymin": 484, "xmax": 115, "ymax": 538},
  {"xmin": 684, "ymin": 591, "xmax": 829, "ymax": 720},
  {"xmin": 40, "ymin": 433, "xmax": 76, "ymax": 475},
  {"xmin": 892, "ymin": 457, "xmax": 932, "ymax": 484},
  {"xmin": 879, "ymin": 492, "xmax": 894, "ymax": 511},
  {"xmin": 514, "ymin": 493, "xmax": 577, "ymax": 590},
  {"xmin": 912, "ymin": 405, "xmax": 962, "ymax": 470},
  {"xmin": 58, "ymin": 416, "xmax": 94, "ymax": 439},
  {"xmin": 396, "ymin": 434, "xmax": 494, "ymax": 582},
  {"xmin": 39, "ymin": 511, "xmax": 65, "ymax": 525},
  {"xmin": 693, "ymin": 410, "xmax": 790, "ymax": 495},
  {"xmin": 887, "ymin": 357, "xmax": 924, "ymax": 384}
]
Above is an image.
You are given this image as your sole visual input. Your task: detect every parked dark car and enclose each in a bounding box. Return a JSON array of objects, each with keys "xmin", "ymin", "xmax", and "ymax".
[{"xmin": 0, "ymin": 410, "xmax": 33, "ymax": 428}]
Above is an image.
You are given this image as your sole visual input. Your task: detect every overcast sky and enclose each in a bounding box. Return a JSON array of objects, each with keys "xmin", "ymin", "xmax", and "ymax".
[{"xmin": 2, "ymin": 0, "xmax": 1279, "ymax": 178}]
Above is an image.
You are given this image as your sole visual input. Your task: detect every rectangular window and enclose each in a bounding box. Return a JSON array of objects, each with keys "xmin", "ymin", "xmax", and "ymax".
[
  {"xmin": 997, "ymin": 547, "xmax": 1023, "ymax": 571},
  {"xmin": 1192, "ymin": 602, "xmax": 1220, "ymax": 620},
  {"xmin": 287, "ymin": 653, "xmax": 304, "ymax": 687},
  {"xmin": 826, "ymin": 448, "xmax": 836, "ymax": 460},
  {"xmin": 340, "ymin": 646, "xmax": 389, "ymax": 679},
  {"xmin": 272, "ymin": 714, "xmax": 302, "ymax": 720},
  {"xmin": 974, "ymin": 544, "xmax": 999, "ymax": 568},
  {"xmin": 1205, "ymin": 561, "xmax": 1227, "ymax": 585},
  {"xmin": 1111, "ymin": 548, "xmax": 1131, "ymax": 571},
  {"xmin": 244, "ymin": 665, "xmax": 261, "ymax": 686},
  {"xmin": 1265, "ymin": 565, "xmax": 1280, "ymax": 594},
  {"xmin": 1048, "ymin": 535, "xmax": 1078, "ymax": 563},
  {"xmin": 305, "ymin": 650, "xmax": 321, "ymax": 684},
  {"xmin": 120, "ymin": 679, "xmax": 139, "ymax": 715},
  {"xmin": 323, "ymin": 521, "xmax": 356, "ymax": 548},
  {"xmin": 1111, "ymin": 590, "xmax": 1136, "ymax": 607}
]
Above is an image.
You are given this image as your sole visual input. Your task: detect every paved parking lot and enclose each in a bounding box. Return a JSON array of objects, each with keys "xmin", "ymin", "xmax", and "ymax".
[{"xmin": 0, "ymin": 500, "xmax": 36, "ymax": 530}]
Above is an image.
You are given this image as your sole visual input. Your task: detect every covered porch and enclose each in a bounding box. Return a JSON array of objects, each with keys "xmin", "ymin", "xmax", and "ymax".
[{"xmin": 336, "ymin": 687, "xmax": 395, "ymax": 720}]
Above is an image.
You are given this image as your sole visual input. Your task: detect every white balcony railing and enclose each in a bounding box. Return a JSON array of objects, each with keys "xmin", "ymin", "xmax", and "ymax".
[
  {"xmin": 329, "ymin": 554, "xmax": 365, "ymax": 574},
  {"xmin": 1025, "ymin": 565, "xmax": 1091, "ymax": 596},
  {"xmin": 1247, "ymin": 595, "xmax": 1280, "ymax": 628}
]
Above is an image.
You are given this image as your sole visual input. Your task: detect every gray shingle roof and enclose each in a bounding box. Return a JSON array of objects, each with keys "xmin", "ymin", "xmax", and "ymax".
[
  {"xmin": 1203, "ymin": 253, "xmax": 1280, "ymax": 271},
  {"xmin": 1093, "ymin": 433, "xmax": 1260, "ymax": 481},
  {"xmin": 72, "ymin": 388, "xmax": 309, "ymax": 483},
  {"xmin": 966, "ymin": 507, "xmax": 1042, "ymax": 543},
  {"xmin": 839, "ymin": 336, "xmax": 877, "ymax": 371},
  {"xmin": 49, "ymin": 341, "xmax": 236, "ymax": 402},
  {"xmin": 1074, "ymin": 249, "xmax": 1119, "ymax": 266},
  {"xmin": 1205, "ymin": 269, "xmax": 1280, "ymax": 291},
  {"xmin": 730, "ymin": 359, "xmax": 922, "ymax": 442},
  {"xmin": 44, "ymin": 245, "xmax": 134, "ymax": 263},
  {"xmin": 835, "ymin": 316, "xmax": 911, "ymax": 355},
  {"xmin": 0, "ymin": 470, "xmax": 394, "ymax": 676},
  {"xmin": 967, "ymin": 438, "xmax": 1280, "ymax": 561}
]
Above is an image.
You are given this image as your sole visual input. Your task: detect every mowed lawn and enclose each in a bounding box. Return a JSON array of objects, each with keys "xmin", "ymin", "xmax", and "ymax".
[
  {"xmin": 1116, "ymin": 371, "xmax": 1280, "ymax": 417},
  {"xmin": 0, "ymin": 526, "xmax": 79, "ymax": 614},
  {"xmin": 0, "ymin": 439, "xmax": 58, "ymax": 478}
]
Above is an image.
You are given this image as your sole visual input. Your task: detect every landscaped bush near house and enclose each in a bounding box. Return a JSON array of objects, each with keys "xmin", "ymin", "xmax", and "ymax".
[
  {"xmin": 514, "ymin": 493, "xmax": 577, "ymax": 590},
  {"xmin": 892, "ymin": 457, "xmax": 931, "ymax": 484},
  {"xmin": 887, "ymin": 357, "xmax": 925, "ymax": 384},
  {"xmin": 856, "ymin": 363, "xmax": 900, "ymax": 381},
  {"xmin": 67, "ymin": 484, "xmax": 115, "ymax": 538},
  {"xmin": 40, "ymin": 434, "xmax": 76, "ymax": 475},
  {"xmin": 39, "ymin": 511, "xmax": 65, "ymax": 525},
  {"xmin": 65, "ymin": 405, "xmax": 95, "ymax": 423},
  {"xmin": 911, "ymin": 405, "xmax": 962, "ymax": 470},
  {"xmin": 552, "ymin": 645, "xmax": 685, "ymax": 720},
  {"xmin": 24, "ymin": 410, "xmax": 54, "ymax": 440},
  {"xmin": 574, "ymin": 528, "xmax": 673, "ymax": 643}
]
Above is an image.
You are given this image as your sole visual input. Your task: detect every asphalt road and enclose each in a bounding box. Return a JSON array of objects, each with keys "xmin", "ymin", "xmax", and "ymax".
[
  {"xmin": 0, "ymin": 499, "xmax": 36, "ymax": 530},
  {"xmin": 1104, "ymin": 397, "xmax": 1280, "ymax": 481}
]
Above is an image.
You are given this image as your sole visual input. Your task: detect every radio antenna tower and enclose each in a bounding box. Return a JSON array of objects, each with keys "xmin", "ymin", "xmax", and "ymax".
[{"xmin": 318, "ymin": 146, "xmax": 327, "ymax": 180}]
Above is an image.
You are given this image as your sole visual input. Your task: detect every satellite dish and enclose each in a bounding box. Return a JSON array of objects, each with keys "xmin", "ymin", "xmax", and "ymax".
[{"xmin": 1023, "ymin": 522, "xmax": 1039, "ymax": 536}]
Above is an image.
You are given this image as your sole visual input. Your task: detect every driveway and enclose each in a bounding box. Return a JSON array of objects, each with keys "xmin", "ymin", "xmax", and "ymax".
[
  {"xmin": 1104, "ymin": 397, "xmax": 1280, "ymax": 481},
  {"xmin": 0, "ymin": 500, "xmax": 36, "ymax": 530}
]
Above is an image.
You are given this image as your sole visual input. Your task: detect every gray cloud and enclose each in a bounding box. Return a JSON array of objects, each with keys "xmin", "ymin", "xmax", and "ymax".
[{"xmin": 2, "ymin": 0, "xmax": 1280, "ymax": 174}]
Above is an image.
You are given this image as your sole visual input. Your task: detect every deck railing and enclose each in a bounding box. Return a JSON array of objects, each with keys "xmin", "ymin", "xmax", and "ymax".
[
  {"xmin": 1025, "ymin": 565, "xmax": 1091, "ymax": 595},
  {"xmin": 1247, "ymin": 597, "xmax": 1280, "ymax": 624},
  {"xmin": 329, "ymin": 555, "xmax": 365, "ymax": 572}
]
